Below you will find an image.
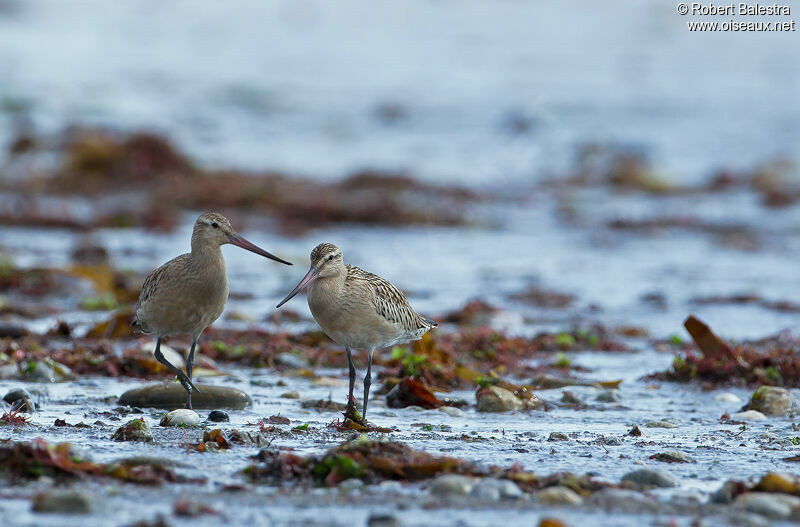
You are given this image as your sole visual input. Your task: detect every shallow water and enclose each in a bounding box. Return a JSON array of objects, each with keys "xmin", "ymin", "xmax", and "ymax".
[{"xmin": 1, "ymin": 1, "xmax": 800, "ymax": 525}]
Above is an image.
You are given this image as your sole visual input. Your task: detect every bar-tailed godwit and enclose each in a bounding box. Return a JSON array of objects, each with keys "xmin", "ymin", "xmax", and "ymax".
[
  {"xmin": 276, "ymin": 243, "xmax": 436, "ymax": 421},
  {"xmin": 133, "ymin": 212, "xmax": 291, "ymax": 409}
]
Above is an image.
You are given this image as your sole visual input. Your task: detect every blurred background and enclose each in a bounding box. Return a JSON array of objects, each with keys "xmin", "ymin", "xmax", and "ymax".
[{"xmin": 0, "ymin": 0, "xmax": 799, "ymax": 339}]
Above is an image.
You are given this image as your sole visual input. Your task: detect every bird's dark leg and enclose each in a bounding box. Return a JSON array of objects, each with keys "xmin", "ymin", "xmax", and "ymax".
[
  {"xmin": 153, "ymin": 337, "xmax": 199, "ymax": 394},
  {"xmin": 344, "ymin": 347, "xmax": 357, "ymax": 410},
  {"xmin": 185, "ymin": 337, "xmax": 198, "ymax": 410},
  {"xmin": 362, "ymin": 348, "xmax": 374, "ymax": 420}
]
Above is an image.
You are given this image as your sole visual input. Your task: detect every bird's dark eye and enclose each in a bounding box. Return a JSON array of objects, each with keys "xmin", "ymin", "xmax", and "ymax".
[
  {"xmin": 327, "ymin": 255, "xmax": 334, "ymax": 261},
  {"xmin": 211, "ymin": 222, "xmax": 219, "ymax": 229}
]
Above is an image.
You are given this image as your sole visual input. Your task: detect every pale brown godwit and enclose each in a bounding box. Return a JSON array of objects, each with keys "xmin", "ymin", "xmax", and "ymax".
[
  {"xmin": 276, "ymin": 243, "xmax": 436, "ymax": 420},
  {"xmin": 133, "ymin": 212, "xmax": 292, "ymax": 409}
]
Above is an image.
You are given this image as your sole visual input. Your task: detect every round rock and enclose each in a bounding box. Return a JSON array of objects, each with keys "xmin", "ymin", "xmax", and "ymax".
[
  {"xmin": 160, "ymin": 409, "xmax": 200, "ymax": 427},
  {"xmin": 536, "ymin": 486, "xmax": 583, "ymax": 505},
  {"xmin": 476, "ymin": 386, "xmax": 523, "ymax": 412},
  {"xmin": 206, "ymin": 410, "xmax": 230, "ymax": 422},
  {"xmin": 747, "ymin": 386, "xmax": 793, "ymax": 417},
  {"xmin": 117, "ymin": 383, "xmax": 252, "ymax": 410},
  {"xmin": 735, "ymin": 492, "xmax": 800, "ymax": 520},
  {"xmin": 621, "ymin": 468, "xmax": 678, "ymax": 489},
  {"xmin": 429, "ymin": 474, "xmax": 474, "ymax": 496},
  {"xmin": 3, "ymin": 388, "xmax": 35, "ymax": 412},
  {"xmin": 32, "ymin": 490, "xmax": 93, "ymax": 514}
]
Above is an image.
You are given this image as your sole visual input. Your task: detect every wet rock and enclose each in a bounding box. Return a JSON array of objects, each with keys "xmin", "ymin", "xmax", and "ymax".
[
  {"xmin": 274, "ymin": 352, "xmax": 307, "ymax": 369},
  {"xmin": 712, "ymin": 480, "xmax": 748, "ymax": 504},
  {"xmin": 745, "ymin": 386, "xmax": 793, "ymax": 417},
  {"xmin": 596, "ymin": 389, "xmax": 621, "ymax": 403},
  {"xmin": 621, "ymin": 468, "xmax": 678, "ymax": 489},
  {"xmin": 469, "ymin": 478, "xmax": 523, "ymax": 500},
  {"xmin": 734, "ymin": 492, "xmax": 800, "ymax": 520},
  {"xmin": 22, "ymin": 361, "xmax": 56, "ymax": 382},
  {"xmin": 117, "ymin": 383, "xmax": 252, "ymax": 410},
  {"xmin": 753, "ymin": 472, "xmax": 800, "ymax": 494},
  {"xmin": 437, "ymin": 406, "xmax": 464, "ymax": 417},
  {"xmin": 386, "ymin": 378, "xmax": 443, "ymax": 409},
  {"xmin": 601, "ymin": 436, "xmax": 623, "ymax": 446},
  {"xmin": 715, "ymin": 392, "xmax": 743, "ymax": 404},
  {"xmin": 3, "ymin": 388, "xmax": 35, "ymax": 412},
  {"xmin": 627, "ymin": 426, "xmax": 642, "ymax": 437},
  {"xmin": 548, "ymin": 432, "xmax": 569, "ymax": 442},
  {"xmin": 731, "ymin": 410, "xmax": 767, "ymax": 421},
  {"xmin": 650, "ymin": 451, "xmax": 695, "ymax": 463},
  {"xmin": 587, "ymin": 489, "xmax": 658, "ymax": 512},
  {"xmin": 367, "ymin": 514, "xmax": 401, "ymax": 527},
  {"xmin": 301, "ymin": 399, "xmax": 348, "ymax": 412},
  {"xmin": 645, "ymin": 420, "xmax": 677, "ymax": 428},
  {"xmin": 32, "ymin": 489, "xmax": 93, "ymax": 514},
  {"xmin": 280, "ymin": 391, "xmax": 300, "ymax": 399},
  {"xmin": 111, "ymin": 418, "xmax": 153, "ymax": 442},
  {"xmin": 0, "ymin": 324, "xmax": 28, "ymax": 338},
  {"xmin": 160, "ymin": 409, "xmax": 200, "ymax": 427},
  {"xmin": 206, "ymin": 410, "xmax": 229, "ymax": 422},
  {"xmin": 429, "ymin": 474, "xmax": 474, "ymax": 496},
  {"xmin": 536, "ymin": 486, "xmax": 583, "ymax": 505},
  {"xmin": 476, "ymin": 386, "xmax": 523, "ymax": 412}
]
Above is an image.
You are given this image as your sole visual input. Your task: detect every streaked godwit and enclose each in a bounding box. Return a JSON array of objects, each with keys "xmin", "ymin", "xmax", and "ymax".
[
  {"xmin": 133, "ymin": 212, "xmax": 292, "ymax": 409},
  {"xmin": 276, "ymin": 243, "xmax": 436, "ymax": 421}
]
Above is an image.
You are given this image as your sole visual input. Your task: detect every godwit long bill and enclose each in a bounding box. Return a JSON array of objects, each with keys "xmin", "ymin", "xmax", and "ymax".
[
  {"xmin": 276, "ymin": 243, "xmax": 436, "ymax": 420},
  {"xmin": 133, "ymin": 212, "xmax": 292, "ymax": 409}
]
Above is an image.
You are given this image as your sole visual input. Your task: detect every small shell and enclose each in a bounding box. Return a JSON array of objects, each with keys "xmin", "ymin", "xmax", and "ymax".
[{"xmin": 160, "ymin": 408, "xmax": 200, "ymax": 427}]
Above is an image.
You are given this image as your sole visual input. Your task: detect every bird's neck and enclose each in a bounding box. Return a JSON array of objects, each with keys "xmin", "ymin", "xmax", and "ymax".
[
  {"xmin": 311, "ymin": 269, "xmax": 346, "ymax": 297},
  {"xmin": 189, "ymin": 242, "xmax": 226, "ymax": 273}
]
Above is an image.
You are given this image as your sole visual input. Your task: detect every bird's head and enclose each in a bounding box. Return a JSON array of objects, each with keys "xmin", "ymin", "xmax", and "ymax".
[
  {"xmin": 276, "ymin": 242, "xmax": 343, "ymax": 308},
  {"xmin": 191, "ymin": 212, "xmax": 292, "ymax": 265}
]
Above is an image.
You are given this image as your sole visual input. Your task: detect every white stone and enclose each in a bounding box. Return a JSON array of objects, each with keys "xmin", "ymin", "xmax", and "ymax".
[
  {"xmin": 715, "ymin": 392, "xmax": 742, "ymax": 404},
  {"xmin": 429, "ymin": 474, "xmax": 474, "ymax": 496},
  {"xmin": 536, "ymin": 486, "xmax": 583, "ymax": 505},
  {"xmin": 160, "ymin": 408, "xmax": 200, "ymax": 427},
  {"xmin": 731, "ymin": 410, "xmax": 768, "ymax": 422}
]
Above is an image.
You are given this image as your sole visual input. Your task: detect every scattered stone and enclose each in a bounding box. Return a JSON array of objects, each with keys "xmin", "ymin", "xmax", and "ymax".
[
  {"xmin": 712, "ymin": 480, "xmax": 748, "ymax": 504},
  {"xmin": 734, "ymin": 492, "xmax": 800, "ymax": 520},
  {"xmin": 160, "ymin": 409, "xmax": 200, "ymax": 427},
  {"xmin": 621, "ymin": 468, "xmax": 678, "ymax": 489},
  {"xmin": 266, "ymin": 415, "xmax": 290, "ymax": 425},
  {"xmin": 280, "ymin": 391, "xmax": 300, "ymax": 399},
  {"xmin": 601, "ymin": 436, "xmax": 623, "ymax": 446},
  {"xmin": 731, "ymin": 410, "xmax": 768, "ymax": 421},
  {"xmin": 645, "ymin": 420, "xmax": 677, "ymax": 429},
  {"xmin": 745, "ymin": 386, "xmax": 793, "ymax": 417},
  {"xmin": 429, "ymin": 474, "xmax": 474, "ymax": 496},
  {"xmin": 650, "ymin": 451, "xmax": 695, "ymax": 463},
  {"xmin": 596, "ymin": 390, "xmax": 621, "ymax": 403},
  {"xmin": 469, "ymin": 478, "xmax": 523, "ymax": 500},
  {"xmin": 715, "ymin": 392, "xmax": 743, "ymax": 404},
  {"xmin": 111, "ymin": 418, "xmax": 153, "ymax": 442},
  {"xmin": 32, "ymin": 489, "xmax": 93, "ymax": 514},
  {"xmin": 3, "ymin": 388, "xmax": 35, "ymax": 412},
  {"xmin": 587, "ymin": 489, "xmax": 658, "ymax": 512},
  {"xmin": 476, "ymin": 386, "xmax": 523, "ymax": 412},
  {"xmin": 628, "ymin": 426, "xmax": 642, "ymax": 436},
  {"xmin": 274, "ymin": 352, "xmax": 308, "ymax": 369},
  {"xmin": 536, "ymin": 486, "xmax": 583, "ymax": 505},
  {"xmin": 367, "ymin": 514, "xmax": 401, "ymax": 527},
  {"xmin": 437, "ymin": 406, "xmax": 464, "ymax": 417},
  {"xmin": 548, "ymin": 432, "xmax": 569, "ymax": 442},
  {"xmin": 117, "ymin": 383, "xmax": 252, "ymax": 410},
  {"xmin": 301, "ymin": 399, "xmax": 348, "ymax": 412},
  {"xmin": 206, "ymin": 410, "xmax": 229, "ymax": 422}
]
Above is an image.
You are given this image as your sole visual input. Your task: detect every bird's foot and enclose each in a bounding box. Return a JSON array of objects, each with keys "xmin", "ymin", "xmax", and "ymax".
[{"xmin": 342, "ymin": 404, "xmax": 368, "ymax": 428}]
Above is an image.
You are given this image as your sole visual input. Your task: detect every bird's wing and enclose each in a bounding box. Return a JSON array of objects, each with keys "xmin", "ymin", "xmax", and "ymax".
[{"xmin": 345, "ymin": 265, "xmax": 430, "ymax": 330}]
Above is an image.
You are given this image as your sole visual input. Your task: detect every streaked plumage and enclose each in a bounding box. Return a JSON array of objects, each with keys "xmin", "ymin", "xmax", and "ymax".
[
  {"xmin": 277, "ymin": 242, "xmax": 436, "ymax": 420},
  {"xmin": 133, "ymin": 212, "xmax": 291, "ymax": 409}
]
